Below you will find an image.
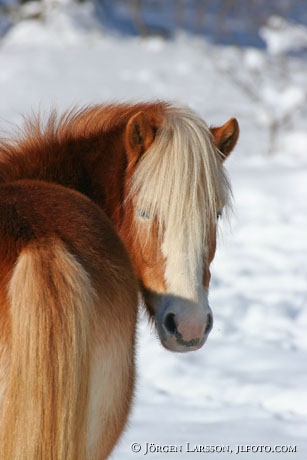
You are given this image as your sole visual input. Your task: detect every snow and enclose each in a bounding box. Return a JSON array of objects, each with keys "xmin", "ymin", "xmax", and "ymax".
[
  {"xmin": 260, "ymin": 16, "xmax": 307, "ymax": 56},
  {"xmin": 0, "ymin": 3, "xmax": 306, "ymax": 458}
]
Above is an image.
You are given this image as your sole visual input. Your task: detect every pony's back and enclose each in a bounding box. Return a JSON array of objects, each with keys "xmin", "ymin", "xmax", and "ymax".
[{"xmin": 0, "ymin": 180, "xmax": 138, "ymax": 460}]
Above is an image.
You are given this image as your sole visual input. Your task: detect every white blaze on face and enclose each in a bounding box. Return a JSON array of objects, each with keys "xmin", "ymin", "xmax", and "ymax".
[
  {"xmin": 161, "ymin": 220, "xmax": 209, "ymax": 297},
  {"xmin": 161, "ymin": 232, "xmax": 211, "ymax": 342},
  {"xmin": 162, "ymin": 238, "xmax": 202, "ymax": 300}
]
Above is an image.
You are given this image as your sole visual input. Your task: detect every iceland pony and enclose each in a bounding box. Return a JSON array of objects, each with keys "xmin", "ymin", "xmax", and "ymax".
[{"xmin": 0, "ymin": 102, "xmax": 239, "ymax": 459}]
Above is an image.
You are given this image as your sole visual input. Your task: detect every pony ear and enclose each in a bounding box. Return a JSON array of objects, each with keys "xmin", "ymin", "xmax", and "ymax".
[
  {"xmin": 125, "ymin": 111, "xmax": 155, "ymax": 167},
  {"xmin": 210, "ymin": 118, "xmax": 239, "ymax": 161}
]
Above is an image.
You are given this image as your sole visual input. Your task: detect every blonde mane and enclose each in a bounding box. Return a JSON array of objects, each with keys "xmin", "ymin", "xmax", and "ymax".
[{"xmin": 131, "ymin": 105, "xmax": 231, "ymax": 293}]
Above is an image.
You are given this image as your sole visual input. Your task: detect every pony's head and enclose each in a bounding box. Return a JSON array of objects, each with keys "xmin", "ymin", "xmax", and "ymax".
[{"xmin": 120, "ymin": 104, "xmax": 239, "ymax": 352}]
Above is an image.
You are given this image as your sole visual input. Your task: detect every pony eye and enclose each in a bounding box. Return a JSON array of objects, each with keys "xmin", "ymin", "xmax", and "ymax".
[
  {"xmin": 136, "ymin": 206, "xmax": 151, "ymax": 221},
  {"xmin": 217, "ymin": 209, "xmax": 223, "ymax": 220}
]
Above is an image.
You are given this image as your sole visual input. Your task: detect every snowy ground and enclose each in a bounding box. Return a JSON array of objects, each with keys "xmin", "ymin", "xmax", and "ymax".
[{"xmin": 0, "ymin": 4, "xmax": 306, "ymax": 459}]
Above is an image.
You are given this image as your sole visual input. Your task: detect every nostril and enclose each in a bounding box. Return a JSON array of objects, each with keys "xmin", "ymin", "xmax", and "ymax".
[
  {"xmin": 164, "ymin": 312, "xmax": 177, "ymax": 335},
  {"xmin": 205, "ymin": 312, "xmax": 213, "ymax": 335}
]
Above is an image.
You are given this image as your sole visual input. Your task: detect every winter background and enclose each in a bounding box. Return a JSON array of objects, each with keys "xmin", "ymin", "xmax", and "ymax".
[{"xmin": 0, "ymin": 0, "xmax": 306, "ymax": 458}]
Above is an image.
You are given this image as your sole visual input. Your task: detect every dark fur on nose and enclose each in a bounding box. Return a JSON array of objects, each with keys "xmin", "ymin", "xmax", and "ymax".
[
  {"xmin": 164, "ymin": 312, "xmax": 177, "ymax": 335},
  {"xmin": 163, "ymin": 311, "xmax": 213, "ymax": 348},
  {"xmin": 204, "ymin": 312, "xmax": 213, "ymax": 335}
]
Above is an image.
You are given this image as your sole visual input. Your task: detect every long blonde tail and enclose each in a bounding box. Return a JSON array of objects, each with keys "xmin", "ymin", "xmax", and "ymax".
[{"xmin": 1, "ymin": 240, "xmax": 96, "ymax": 460}]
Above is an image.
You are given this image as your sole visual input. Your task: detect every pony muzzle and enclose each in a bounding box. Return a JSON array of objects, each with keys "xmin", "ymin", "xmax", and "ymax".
[{"xmin": 155, "ymin": 296, "xmax": 213, "ymax": 353}]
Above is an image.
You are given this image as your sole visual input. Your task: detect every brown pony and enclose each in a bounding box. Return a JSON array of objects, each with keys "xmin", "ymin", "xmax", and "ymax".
[{"xmin": 0, "ymin": 102, "xmax": 239, "ymax": 459}]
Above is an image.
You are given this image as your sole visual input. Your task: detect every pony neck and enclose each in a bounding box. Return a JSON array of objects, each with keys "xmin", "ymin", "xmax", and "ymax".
[{"xmin": 0, "ymin": 107, "xmax": 129, "ymax": 227}]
